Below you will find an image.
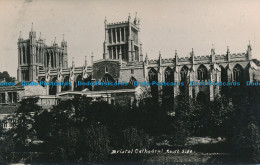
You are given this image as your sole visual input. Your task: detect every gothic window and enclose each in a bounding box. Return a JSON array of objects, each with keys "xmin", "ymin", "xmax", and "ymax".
[
  {"xmin": 49, "ymin": 77, "xmax": 57, "ymax": 95},
  {"xmin": 180, "ymin": 66, "xmax": 189, "ymax": 82},
  {"xmin": 131, "ymin": 69, "xmax": 134, "ymax": 74},
  {"xmin": 149, "ymin": 68, "xmax": 158, "ymax": 101},
  {"xmin": 129, "ymin": 76, "xmax": 137, "ymax": 86},
  {"xmin": 233, "ymin": 64, "xmax": 243, "ymax": 82},
  {"xmin": 62, "ymin": 76, "xmax": 70, "ymax": 91},
  {"xmin": 180, "ymin": 66, "xmax": 189, "ymax": 94},
  {"xmin": 74, "ymin": 75, "xmax": 83, "ymax": 91},
  {"xmin": 148, "ymin": 68, "xmax": 158, "ymax": 83},
  {"xmin": 165, "ymin": 67, "xmax": 174, "ymax": 82},
  {"xmin": 197, "ymin": 65, "xmax": 208, "ymax": 81},
  {"xmin": 101, "ymin": 74, "xmax": 115, "ymax": 83},
  {"xmin": 164, "ymin": 67, "xmax": 174, "ymax": 98}
]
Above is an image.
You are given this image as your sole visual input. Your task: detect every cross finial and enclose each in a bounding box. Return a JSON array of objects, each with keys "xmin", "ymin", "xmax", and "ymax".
[
  {"xmin": 175, "ymin": 50, "xmax": 177, "ymax": 55},
  {"xmin": 63, "ymin": 34, "xmax": 65, "ymax": 41}
]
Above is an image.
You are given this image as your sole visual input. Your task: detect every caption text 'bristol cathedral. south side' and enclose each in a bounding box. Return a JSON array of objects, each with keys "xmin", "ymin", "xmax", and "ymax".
[{"xmin": 1, "ymin": 14, "xmax": 260, "ymax": 110}]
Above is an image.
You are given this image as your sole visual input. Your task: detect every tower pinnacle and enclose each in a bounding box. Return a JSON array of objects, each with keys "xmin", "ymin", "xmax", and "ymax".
[
  {"xmin": 128, "ymin": 13, "xmax": 131, "ymax": 22},
  {"xmin": 18, "ymin": 31, "xmax": 23, "ymax": 40},
  {"xmin": 31, "ymin": 22, "xmax": 33, "ymax": 31}
]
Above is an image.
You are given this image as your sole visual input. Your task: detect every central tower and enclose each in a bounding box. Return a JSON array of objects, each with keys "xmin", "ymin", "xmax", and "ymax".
[{"xmin": 103, "ymin": 13, "xmax": 141, "ymax": 62}]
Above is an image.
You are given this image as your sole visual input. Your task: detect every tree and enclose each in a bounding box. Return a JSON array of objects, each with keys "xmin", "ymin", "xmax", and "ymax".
[
  {"xmin": 0, "ymin": 71, "xmax": 15, "ymax": 82},
  {"xmin": 11, "ymin": 97, "xmax": 41, "ymax": 150}
]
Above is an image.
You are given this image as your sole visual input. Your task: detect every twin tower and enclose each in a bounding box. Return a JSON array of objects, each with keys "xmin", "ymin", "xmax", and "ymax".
[
  {"xmin": 17, "ymin": 24, "xmax": 68, "ymax": 82},
  {"xmin": 17, "ymin": 14, "xmax": 142, "ymax": 82}
]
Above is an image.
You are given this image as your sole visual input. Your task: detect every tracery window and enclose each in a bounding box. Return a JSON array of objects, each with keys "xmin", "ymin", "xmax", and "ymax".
[
  {"xmin": 233, "ymin": 64, "xmax": 243, "ymax": 82},
  {"xmin": 197, "ymin": 65, "xmax": 208, "ymax": 81}
]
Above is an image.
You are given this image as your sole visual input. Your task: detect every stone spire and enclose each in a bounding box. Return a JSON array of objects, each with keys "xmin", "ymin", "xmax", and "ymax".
[
  {"xmin": 227, "ymin": 46, "xmax": 230, "ymax": 62},
  {"xmin": 227, "ymin": 46, "xmax": 230, "ymax": 54},
  {"xmin": 18, "ymin": 31, "xmax": 23, "ymax": 41},
  {"xmin": 128, "ymin": 13, "xmax": 131, "ymax": 22},
  {"xmin": 211, "ymin": 44, "xmax": 215, "ymax": 63},
  {"xmin": 31, "ymin": 22, "xmax": 34, "ymax": 32},
  {"xmin": 145, "ymin": 53, "xmax": 148, "ymax": 65},
  {"xmin": 211, "ymin": 44, "xmax": 215, "ymax": 55},
  {"xmin": 175, "ymin": 50, "xmax": 178, "ymax": 65},
  {"xmin": 190, "ymin": 48, "xmax": 195, "ymax": 64},
  {"xmin": 72, "ymin": 57, "xmax": 75, "ymax": 67},
  {"xmin": 104, "ymin": 17, "xmax": 107, "ymax": 25},
  {"xmin": 85, "ymin": 56, "xmax": 87, "ymax": 66},
  {"xmin": 91, "ymin": 52, "xmax": 94, "ymax": 66},
  {"xmin": 247, "ymin": 40, "xmax": 252, "ymax": 60},
  {"xmin": 134, "ymin": 12, "xmax": 137, "ymax": 24}
]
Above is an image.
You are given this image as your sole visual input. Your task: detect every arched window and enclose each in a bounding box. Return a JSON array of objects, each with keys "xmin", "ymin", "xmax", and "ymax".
[
  {"xmin": 233, "ymin": 64, "xmax": 243, "ymax": 82},
  {"xmin": 62, "ymin": 76, "xmax": 70, "ymax": 91},
  {"xmin": 148, "ymin": 68, "xmax": 158, "ymax": 101},
  {"xmin": 129, "ymin": 76, "xmax": 137, "ymax": 86},
  {"xmin": 74, "ymin": 75, "xmax": 83, "ymax": 91},
  {"xmin": 49, "ymin": 77, "xmax": 57, "ymax": 95},
  {"xmin": 180, "ymin": 66, "xmax": 189, "ymax": 83},
  {"xmin": 197, "ymin": 65, "xmax": 208, "ymax": 81},
  {"xmin": 101, "ymin": 74, "xmax": 115, "ymax": 83},
  {"xmin": 164, "ymin": 67, "xmax": 174, "ymax": 97},
  {"xmin": 220, "ymin": 66, "xmax": 228, "ymax": 96},
  {"xmin": 148, "ymin": 68, "xmax": 158, "ymax": 83},
  {"xmin": 180, "ymin": 66, "xmax": 189, "ymax": 94},
  {"xmin": 165, "ymin": 67, "xmax": 174, "ymax": 83}
]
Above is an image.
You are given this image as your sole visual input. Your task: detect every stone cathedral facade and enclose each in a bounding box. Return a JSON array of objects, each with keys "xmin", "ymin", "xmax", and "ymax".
[{"xmin": 2, "ymin": 14, "xmax": 259, "ymax": 107}]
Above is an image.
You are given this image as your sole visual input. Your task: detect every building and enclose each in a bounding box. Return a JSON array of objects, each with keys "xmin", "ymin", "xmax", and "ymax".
[{"xmin": 1, "ymin": 14, "xmax": 260, "ymax": 109}]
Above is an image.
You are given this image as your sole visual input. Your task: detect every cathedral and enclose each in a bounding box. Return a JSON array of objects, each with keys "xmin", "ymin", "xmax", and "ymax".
[{"xmin": 1, "ymin": 14, "xmax": 260, "ymax": 108}]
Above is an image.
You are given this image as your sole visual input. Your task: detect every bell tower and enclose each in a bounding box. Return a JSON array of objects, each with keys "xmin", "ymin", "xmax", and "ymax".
[{"xmin": 103, "ymin": 13, "xmax": 141, "ymax": 62}]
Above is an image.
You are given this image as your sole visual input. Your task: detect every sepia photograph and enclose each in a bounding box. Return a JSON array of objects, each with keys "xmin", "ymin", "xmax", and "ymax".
[{"xmin": 0, "ymin": 0, "xmax": 260, "ymax": 164}]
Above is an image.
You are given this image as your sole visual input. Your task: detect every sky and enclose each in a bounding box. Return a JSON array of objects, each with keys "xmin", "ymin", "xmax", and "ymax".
[{"xmin": 0, "ymin": 0, "xmax": 259, "ymax": 77}]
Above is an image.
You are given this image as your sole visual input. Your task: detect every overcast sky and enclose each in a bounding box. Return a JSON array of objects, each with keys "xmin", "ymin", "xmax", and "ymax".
[{"xmin": 0, "ymin": 0, "xmax": 259, "ymax": 77}]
